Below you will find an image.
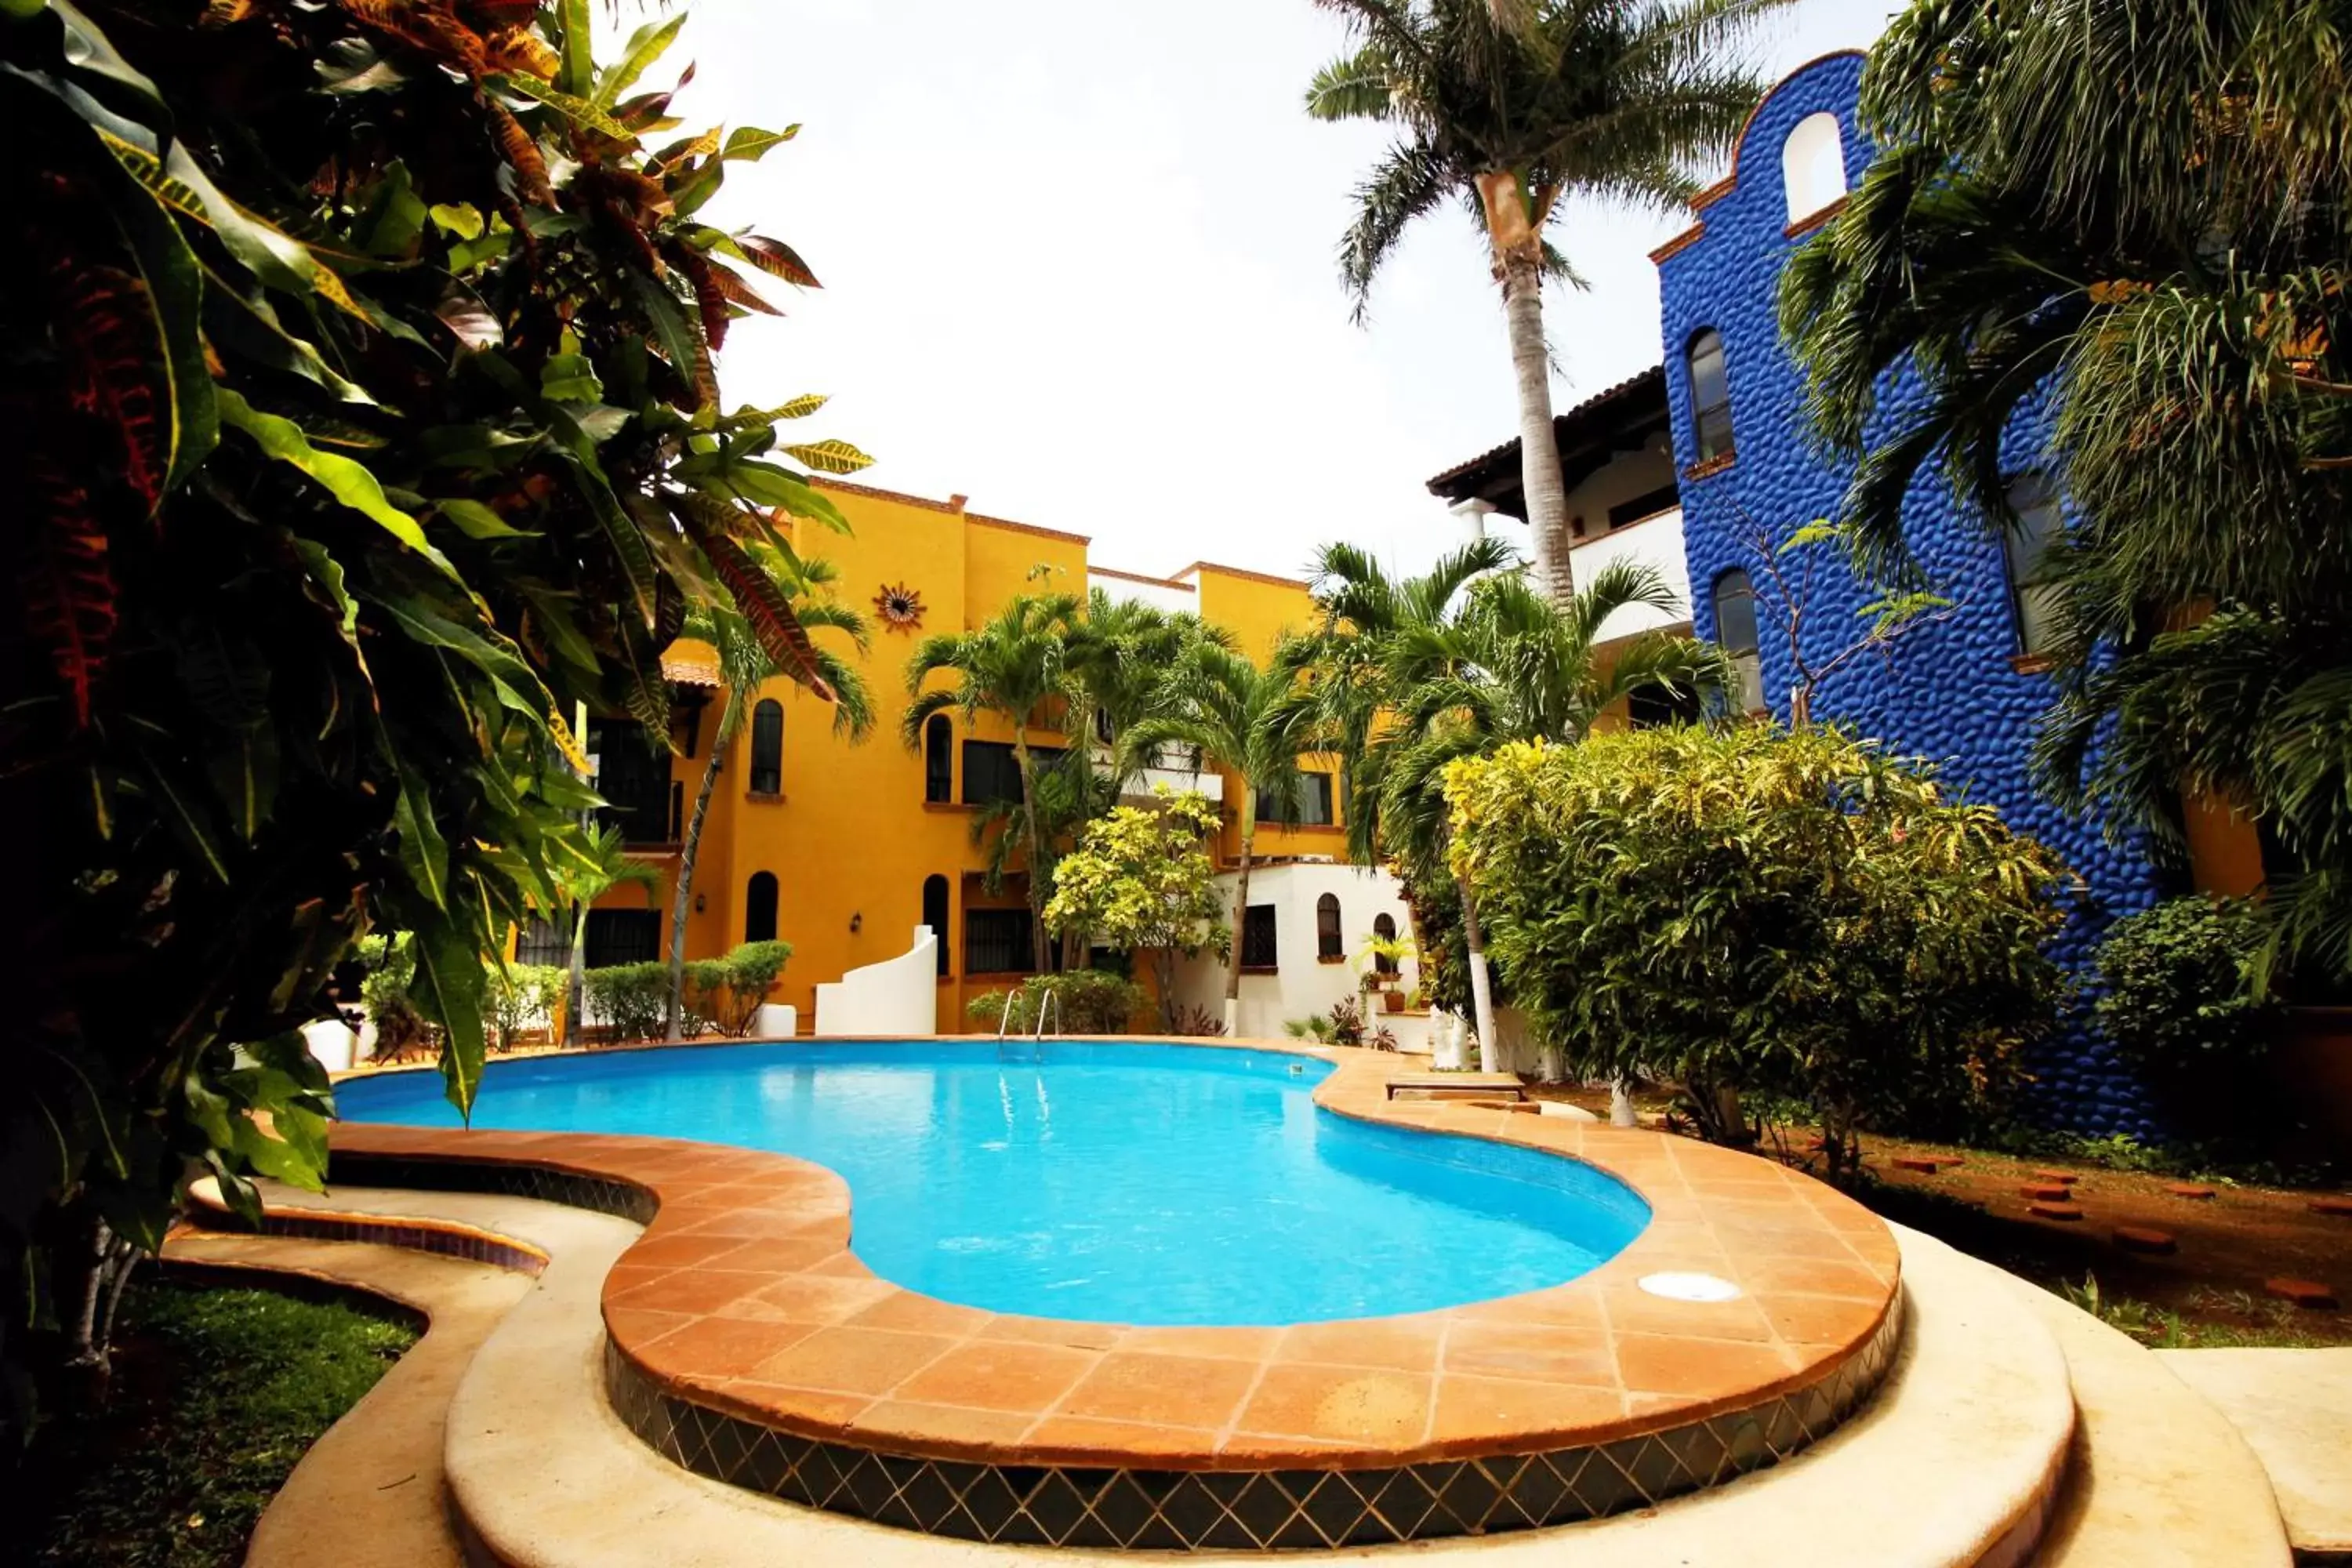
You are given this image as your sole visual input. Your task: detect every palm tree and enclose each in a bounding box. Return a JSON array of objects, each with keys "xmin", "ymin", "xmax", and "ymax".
[
  {"xmin": 1054, "ymin": 592, "xmax": 1234, "ymax": 967},
  {"xmin": 1780, "ymin": 0, "xmax": 2352, "ymax": 984},
  {"xmin": 664, "ymin": 560, "xmax": 872, "ymax": 1040},
  {"xmin": 542, "ymin": 825, "xmax": 664, "ymax": 1047},
  {"xmin": 1122, "ymin": 644, "xmax": 1325, "ymax": 1032},
  {"xmin": 904, "ymin": 594, "xmax": 1083, "ymax": 972},
  {"xmin": 1305, "ymin": 0, "xmax": 1787, "ymax": 601},
  {"xmin": 1305, "ymin": 543, "xmax": 1729, "ymax": 1077}
]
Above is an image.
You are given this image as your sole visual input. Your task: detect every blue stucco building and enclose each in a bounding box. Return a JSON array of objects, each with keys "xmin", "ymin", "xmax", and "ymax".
[
  {"xmin": 1432, "ymin": 53, "xmax": 2267, "ymax": 1136},
  {"xmin": 1658, "ymin": 53, "xmax": 2171, "ymax": 1135}
]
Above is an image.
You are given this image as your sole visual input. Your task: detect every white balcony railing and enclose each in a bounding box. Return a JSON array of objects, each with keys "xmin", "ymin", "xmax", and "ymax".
[{"xmin": 1573, "ymin": 506, "xmax": 1691, "ymax": 642}]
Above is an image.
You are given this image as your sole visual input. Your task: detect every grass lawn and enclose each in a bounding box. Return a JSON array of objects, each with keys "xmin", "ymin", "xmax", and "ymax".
[{"xmin": 13, "ymin": 1273, "xmax": 417, "ymax": 1568}]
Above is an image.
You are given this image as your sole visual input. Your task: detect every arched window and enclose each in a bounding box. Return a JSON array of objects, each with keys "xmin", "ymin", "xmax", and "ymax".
[
  {"xmin": 1686, "ymin": 330, "xmax": 1733, "ymax": 463},
  {"xmin": 1316, "ymin": 893, "xmax": 1343, "ymax": 960},
  {"xmin": 2003, "ymin": 474, "xmax": 2063, "ymax": 656},
  {"xmin": 1782, "ymin": 112, "xmax": 1847, "ymax": 224},
  {"xmin": 1711, "ymin": 569, "xmax": 1765, "ymax": 714},
  {"xmin": 923, "ymin": 713, "xmax": 953, "ymax": 803},
  {"xmin": 1372, "ymin": 912, "xmax": 1399, "ymax": 975},
  {"xmin": 744, "ymin": 871, "xmax": 779, "ymax": 943},
  {"xmin": 749, "ymin": 699, "xmax": 783, "ymax": 795},
  {"xmin": 922, "ymin": 874, "xmax": 950, "ymax": 977}
]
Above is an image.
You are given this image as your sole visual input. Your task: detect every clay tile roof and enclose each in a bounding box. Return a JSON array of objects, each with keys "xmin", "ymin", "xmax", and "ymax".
[
  {"xmin": 1424, "ymin": 365, "xmax": 1668, "ymax": 501},
  {"xmin": 659, "ymin": 638, "xmax": 723, "ymax": 688}
]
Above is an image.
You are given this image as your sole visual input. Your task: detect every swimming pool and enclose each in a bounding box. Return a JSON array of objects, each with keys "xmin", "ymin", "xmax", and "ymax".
[{"xmin": 336, "ymin": 1040, "xmax": 1649, "ymax": 1325}]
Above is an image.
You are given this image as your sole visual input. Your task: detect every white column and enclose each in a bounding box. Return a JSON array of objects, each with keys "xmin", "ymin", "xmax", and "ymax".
[{"xmin": 1447, "ymin": 496, "xmax": 1496, "ymax": 547}]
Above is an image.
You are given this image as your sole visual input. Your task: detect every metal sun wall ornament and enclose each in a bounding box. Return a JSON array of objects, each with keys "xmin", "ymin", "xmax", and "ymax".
[{"xmin": 874, "ymin": 582, "xmax": 925, "ymax": 633}]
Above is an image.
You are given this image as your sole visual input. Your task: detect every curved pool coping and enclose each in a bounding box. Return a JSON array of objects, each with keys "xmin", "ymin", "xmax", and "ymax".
[{"xmin": 327, "ymin": 1035, "xmax": 1901, "ymax": 1548}]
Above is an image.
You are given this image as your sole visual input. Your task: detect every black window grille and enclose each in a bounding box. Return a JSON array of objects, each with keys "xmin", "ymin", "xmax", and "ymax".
[
  {"xmin": 1241, "ymin": 904, "xmax": 1277, "ymax": 969},
  {"xmin": 1316, "ymin": 894, "xmax": 1342, "ymax": 960},
  {"xmin": 587, "ymin": 718, "xmax": 674, "ymax": 844},
  {"xmin": 960, "ymin": 741, "xmax": 1061, "ymax": 806},
  {"xmin": 964, "ymin": 907, "xmax": 1034, "ymax": 975},
  {"xmin": 585, "ymin": 909, "xmax": 660, "ymax": 967},
  {"xmin": 516, "ymin": 916, "xmax": 568, "ymax": 967}
]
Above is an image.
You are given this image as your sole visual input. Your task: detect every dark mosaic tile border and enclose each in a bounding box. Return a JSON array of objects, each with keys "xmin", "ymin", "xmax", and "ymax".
[
  {"xmin": 187, "ymin": 1191, "xmax": 550, "ymax": 1276},
  {"xmin": 327, "ymin": 1151, "xmax": 659, "ymax": 1225},
  {"xmin": 604, "ymin": 1301, "xmax": 1903, "ymax": 1550}
]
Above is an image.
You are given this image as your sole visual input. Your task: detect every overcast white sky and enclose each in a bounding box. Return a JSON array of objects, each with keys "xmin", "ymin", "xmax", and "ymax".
[{"xmin": 657, "ymin": 0, "xmax": 1901, "ymax": 584}]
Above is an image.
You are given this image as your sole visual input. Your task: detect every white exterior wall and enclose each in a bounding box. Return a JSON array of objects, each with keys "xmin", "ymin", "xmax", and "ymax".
[
  {"xmin": 814, "ymin": 926, "xmax": 938, "ymax": 1036},
  {"xmin": 1167, "ymin": 862, "xmax": 1435, "ymax": 1051},
  {"xmin": 1088, "ymin": 570, "xmax": 1198, "ymax": 617},
  {"xmin": 1573, "ymin": 507, "xmax": 1691, "ymax": 641}
]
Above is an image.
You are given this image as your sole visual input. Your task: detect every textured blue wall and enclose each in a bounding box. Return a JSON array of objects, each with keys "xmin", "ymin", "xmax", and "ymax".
[{"xmin": 1657, "ymin": 53, "xmax": 2168, "ymax": 1136}]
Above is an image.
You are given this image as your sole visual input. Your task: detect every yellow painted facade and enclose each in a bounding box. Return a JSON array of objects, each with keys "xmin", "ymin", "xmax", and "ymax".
[{"xmin": 610, "ymin": 482, "xmax": 1338, "ymax": 1034}]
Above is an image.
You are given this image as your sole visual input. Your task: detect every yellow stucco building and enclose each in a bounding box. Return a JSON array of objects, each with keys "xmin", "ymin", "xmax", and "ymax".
[{"xmin": 561, "ymin": 479, "xmax": 1352, "ymax": 1033}]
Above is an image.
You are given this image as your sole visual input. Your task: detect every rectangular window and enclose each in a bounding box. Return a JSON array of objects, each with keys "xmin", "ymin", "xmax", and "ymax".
[
  {"xmin": 1254, "ymin": 771, "xmax": 1334, "ymax": 827},
  {"xmin": 515, "ymin": 916, "xmax": 568, "ymax": 968},
  {"xmin": 1241, "ymin": 904, "xmax": 1278, "ymax": 970},
  {"xmin": 2005, "ymin": 475, "xmax": 2064, "ymax": 657},
  {"xmin": 964, "ymin": 908, "xmax": 1035, "ymax": 975},
  {"xmin": 587, "ymin": 718, "xmax": 675, "ymax": 844},
  {"xmin": 584, "ymin": 909, "xmax": 660, "ymax": 967},
  {"xmin": 959, "ymin": 741, "xmax": 1063, "ymax": 806},
  {"xmin": 1606, "ymin": 483, "xmax": 1682, "ymax": 529}
]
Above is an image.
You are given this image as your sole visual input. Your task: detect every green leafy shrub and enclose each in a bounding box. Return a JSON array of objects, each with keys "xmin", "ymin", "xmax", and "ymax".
[
  {"xmin": 585, "ymin": 963, "xmax": 670, "ymax": 1044},
  {"xmin": 1283, "ymin": 1014, "xmax": 1338, "ymax": 1041},
  {"xmin": 1449, "ymin": 726, "xmax": 2069, "ymax": 1181},
  {"xmin": 967, "ymin": 971, "xmax": 1146, "ymax": 1036},
  {"xmin": 488, "ymin": 964, "xmax": 564, "ymax": 1053},
  {"xmin": 2094, "ymin": 897, "xmax": 2278, "ymax": 1069},
  {"xmin": 718, "ymin": 940, "xmax": 794, "ymax": 1035}
]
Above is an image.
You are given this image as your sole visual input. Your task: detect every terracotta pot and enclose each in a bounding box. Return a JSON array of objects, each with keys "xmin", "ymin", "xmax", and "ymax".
[{"xmin": 1381, "ymin": 990, "xmax": 1405, "ymax": 1014}]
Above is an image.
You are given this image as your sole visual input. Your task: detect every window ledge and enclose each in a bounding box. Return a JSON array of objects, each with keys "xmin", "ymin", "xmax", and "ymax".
[
  {"xmin": 2009, "ymin": 653, "xmax": 2056, "ymax": 676},
  {"xmin": 924, "ymin": 800, "xmax": 975, "ymax": 813},
  {"xmin": 1316, "ymin": 954, "xmax": 1347, "ymax": 965},
  {"xmin": 1240, "ymin": 965, "xmax": 1279, "ymax": 976},
  {"xmin": 1784, "ymin": 195, "xmax": 1848, "ymax": 238},
  {"xmin": 1683, "ymin": 452, "xmax": 1736, "ymax": 481},
  {"xmin": 745, "ymin": 790, "xmax": 784, "ymax": 805},
  {"xmin": 965, "ymin": 969, "xmax": 1036, "ymax": 981}
]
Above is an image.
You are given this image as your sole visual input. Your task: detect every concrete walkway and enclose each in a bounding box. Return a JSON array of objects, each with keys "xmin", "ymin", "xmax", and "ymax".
[
  {"xmin": 2160, "ymin": 1347, "xmax": 2352, "ymax": 1559},
  {"xmin": 164, "ymin": 1174, "xmax": 2315, "ymax": 1568}
]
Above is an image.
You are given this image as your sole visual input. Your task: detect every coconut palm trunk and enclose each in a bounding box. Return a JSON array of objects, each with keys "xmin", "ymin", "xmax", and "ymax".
[
  {"xmin": 1453, "ymin": 871, "xmax": 1502, "ymax": 1073},
  {"xmin": 1476, "ymin": 171, "xmax": 1574, "ymax": 604},
  {"xmin": 1012, "ymin": 731, "xmax": 1054, "ymax": 974},
  {"xmin": 664, "ymin": 733, "xmax": 728, "ymax": 1041},
  {"xmin": 1223, "ymin": 789, "xmax": 1259, "ymax": 1034}
]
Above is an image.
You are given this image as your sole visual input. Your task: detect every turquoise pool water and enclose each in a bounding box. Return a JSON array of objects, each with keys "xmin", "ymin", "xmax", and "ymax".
[{"xmin": 334, "ymin": 1040, "xmax": 1649, "ymax": 1326}]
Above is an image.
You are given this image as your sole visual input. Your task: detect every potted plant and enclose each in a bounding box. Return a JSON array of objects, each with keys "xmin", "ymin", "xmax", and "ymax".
[{"xmin": 1357, "ymin": 931, "xmax": 1417, "ymax": 1012}]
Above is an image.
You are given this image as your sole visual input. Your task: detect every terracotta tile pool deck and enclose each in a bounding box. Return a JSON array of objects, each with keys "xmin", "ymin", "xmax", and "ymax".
[{"xmin": 327, "ymin": 1038, "xmax": 1900, "ymax": 1483}]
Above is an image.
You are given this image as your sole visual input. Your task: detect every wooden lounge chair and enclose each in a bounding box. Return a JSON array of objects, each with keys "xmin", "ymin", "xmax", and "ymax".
[{"xmin": 1385, "ymin": 1072, "xmax": 1526, "ymax": 1102}]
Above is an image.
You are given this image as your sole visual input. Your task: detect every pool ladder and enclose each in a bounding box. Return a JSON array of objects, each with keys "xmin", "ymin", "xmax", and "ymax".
[{"xmin": 997, "ymin": 989, "xmax": 1058, "ymax": 1064}]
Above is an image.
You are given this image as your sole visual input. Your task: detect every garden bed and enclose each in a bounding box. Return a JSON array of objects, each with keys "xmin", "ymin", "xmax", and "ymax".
[{"xmin": 9, "ymin": 1274, "xmax": 417, "ymax": 1568}]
